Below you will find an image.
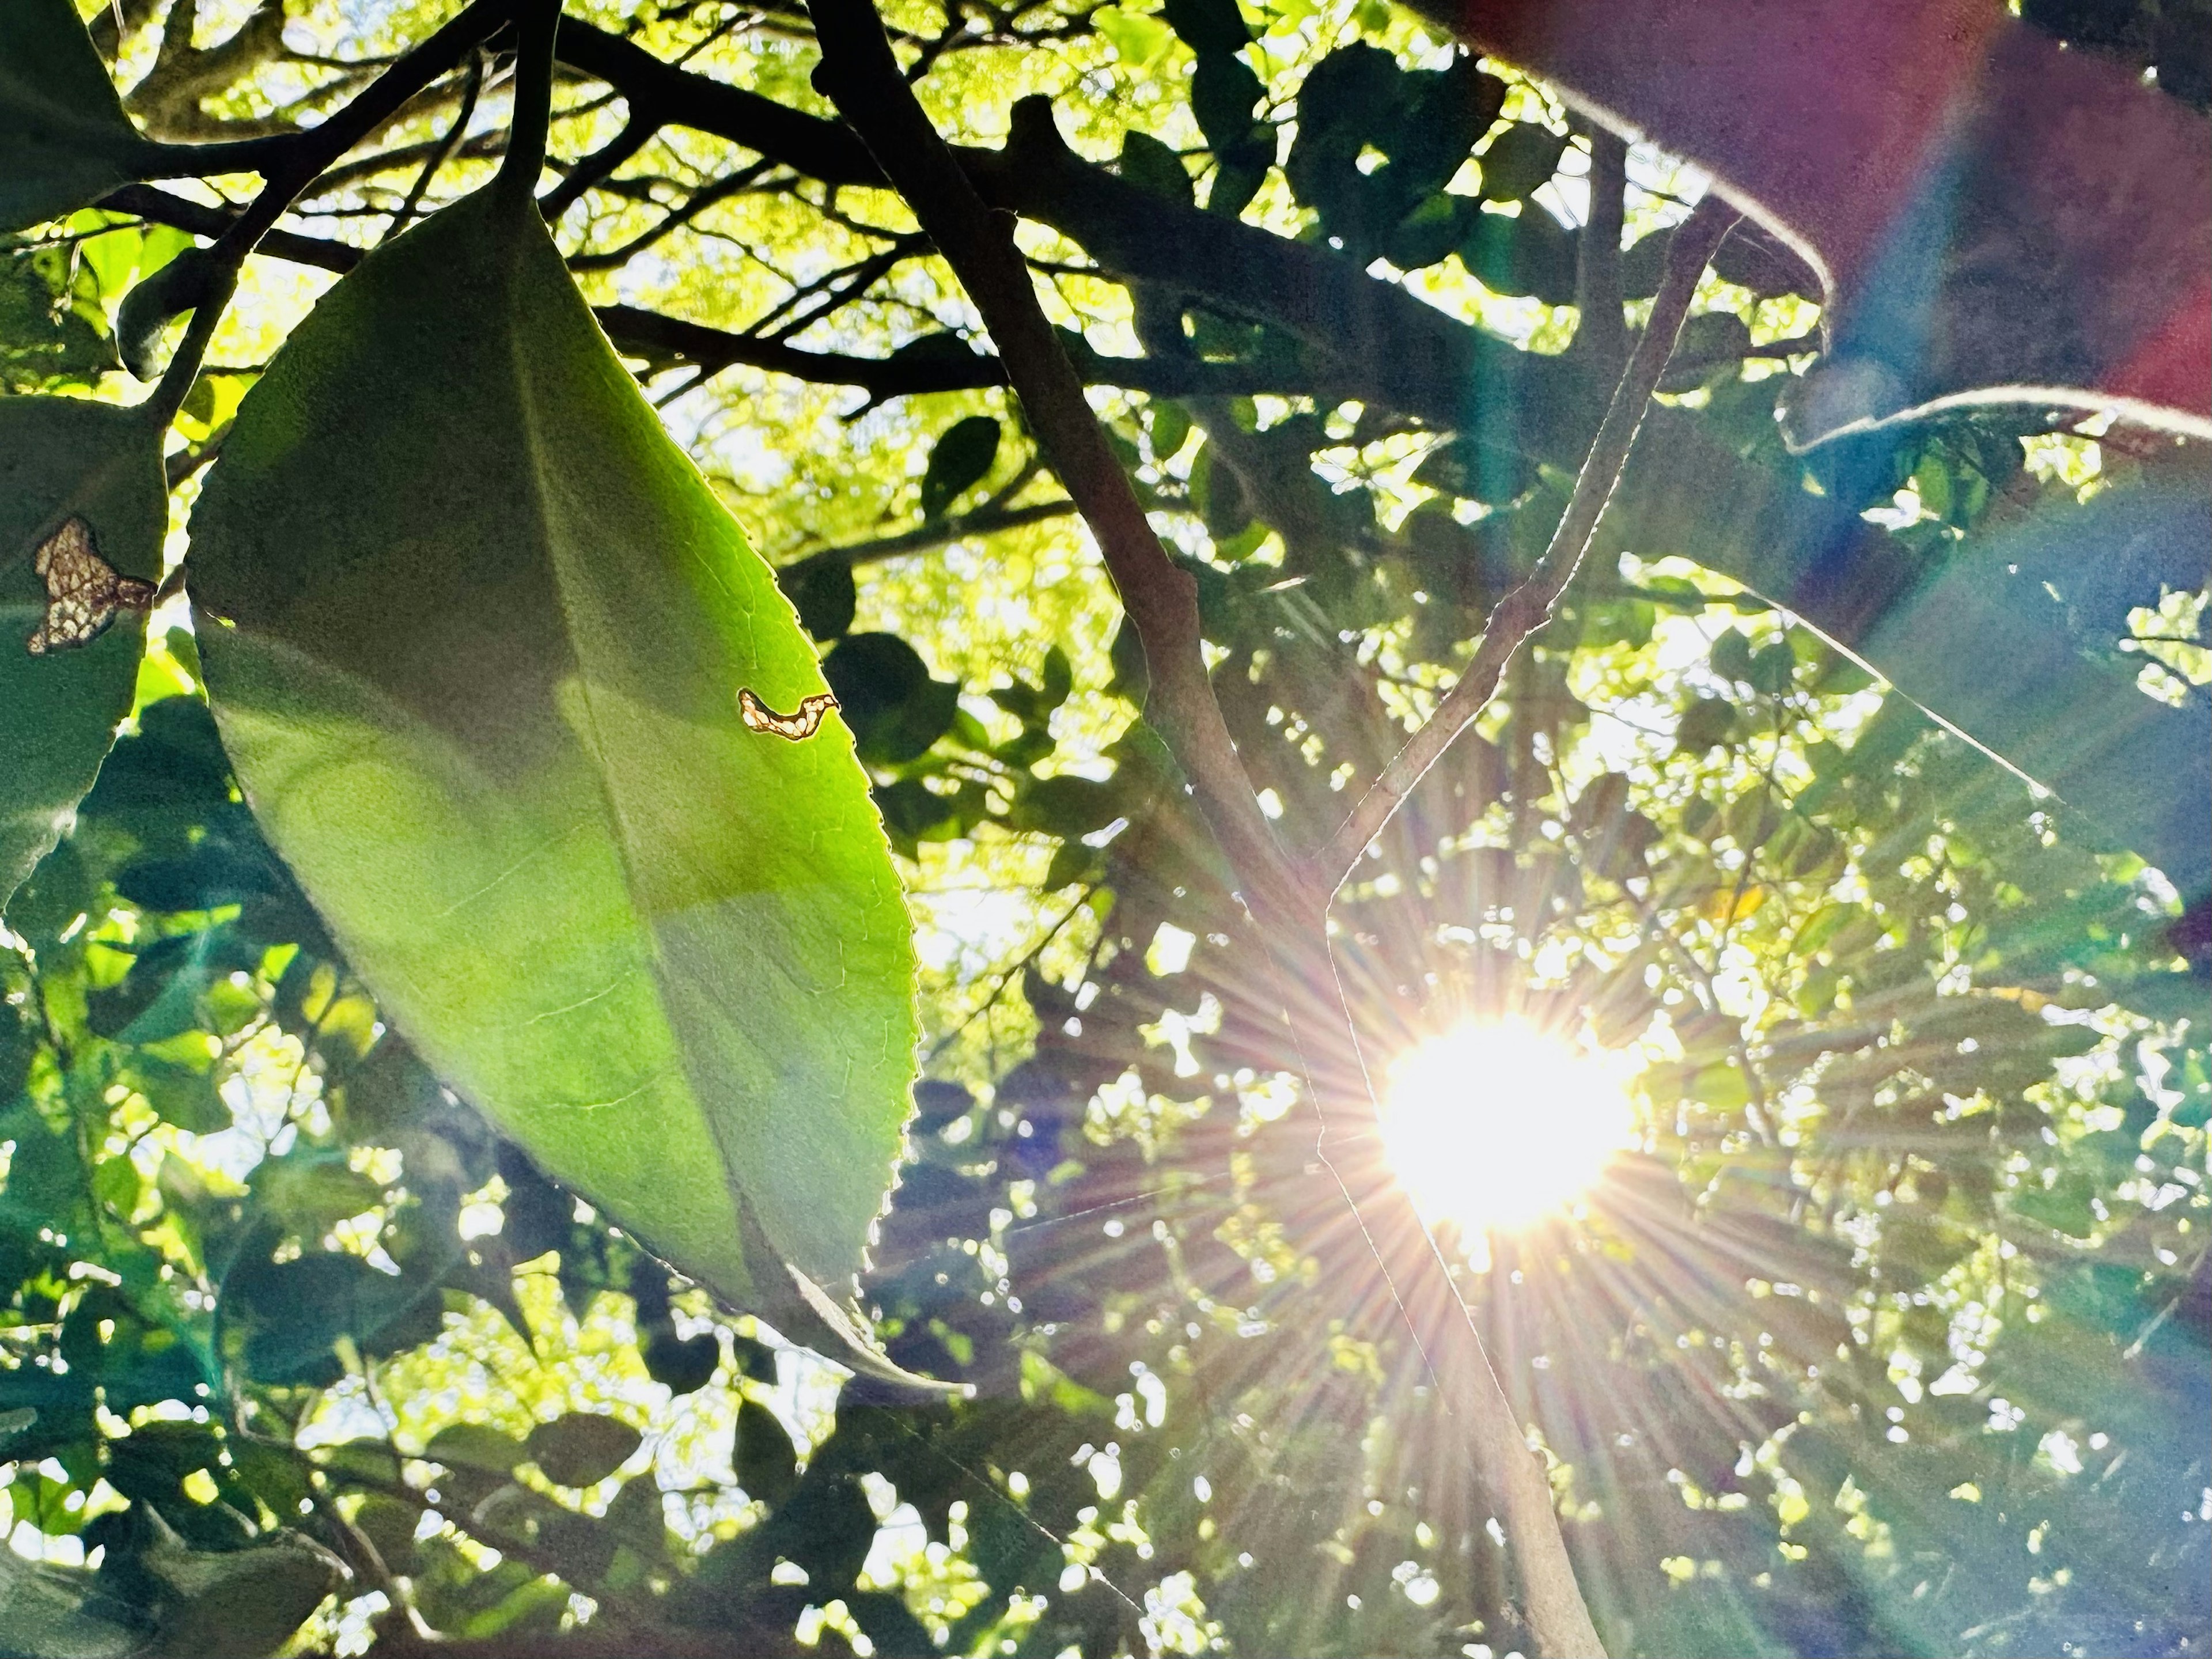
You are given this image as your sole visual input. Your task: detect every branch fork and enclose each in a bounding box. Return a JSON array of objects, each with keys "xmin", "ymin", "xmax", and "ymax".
[{"xmin": 806, "ymin": 2, "xmax": 1741, "ymax": 1653}]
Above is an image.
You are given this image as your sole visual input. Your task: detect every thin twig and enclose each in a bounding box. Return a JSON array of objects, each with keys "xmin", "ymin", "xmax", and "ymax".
[
  {"xmin": 380, "ymin": 50, "xmax": 484, "ymax": 244},
  {"xmin": 779, "ymin": 498, "xmax": 1075, "ymax": 575},
  {"xmin": 138, "ymin": 0, "xmax": 516, "ymax": 427},
  {"xmin": 537, "ymin": 114, "xmax": 658, "ymax": 220},
  {"xmin": 1309, "ymin": 196, "xmax": 1738, "ymax": 897}
]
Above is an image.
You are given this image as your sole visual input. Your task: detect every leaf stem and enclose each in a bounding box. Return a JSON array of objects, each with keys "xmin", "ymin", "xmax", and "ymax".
[{"xmin": 498, "ymin": 0, "xmax": 563, "ymax": 204}]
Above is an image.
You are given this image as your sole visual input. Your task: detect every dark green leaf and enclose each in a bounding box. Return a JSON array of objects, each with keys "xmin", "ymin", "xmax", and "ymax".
[
  {"xmin": 0, "ymin": 398, "xmax": 164, "ymax": 910},
  {"xmin": 353, "ymin": 1494, "xmax": 423, "ymax": 1577},
  {"xmin": 1190, "ymin": 54, "xmax": 1267, "ymax": 163},
  {"xmin": 127, "ymin": 1055, "xmax": 229, "ymax": 1135},
  {"xmin": 426, "ymin": 1423, "xmax": 529, "ymax": 1475},
  {"xmin": 1620, "ymin": 226, "xmax": 1672, "ymax": 301},
  {"xmin": 1748, "ymin": 639, "xmax": 1797, "ymax": 695},
  {"xmin": 644, "ymin": 1327, "xmax": 720, "ymax": 1395},
  {"xmin": 1145, "ymin": 399, "xmax": 1192, "ymax": 462},
  {"xmin": 1282, "ymin": 44, "xmax": 1402, "ymax": 246},
  {"xmin": 1206, "ymin": 157, "xmax": 1268, "ymax": 218},
  {"xmin": 527, "ymin": 1412, "xmax": 642, "ymax": 1487},
  {"xmin": 0, "ymin": 247, "xmax": 113, "ymax": 392},
  {"xmin": 919, "ymin": 415, "xmax": 1001, "ymax": 520},
  {"xmin": 1119, "ymin": 131, "xmax": 1192, "ymax": 204},
  {"xmin": 730, "ymin": 1332, "xmax": 780, "ymax": 1384},
  {"xmin": 1383, "ymin": 191, "xmax": 1473, "ymax": 271},
  {"xmin": 0, "ymin": 0, "xmax": 158, "ymax": 233},
  {"xmin": 1457, "ymin": 205, "xmax": 1578, "ymax": 303},
  {"xmin": 733, "ymin": 1398, "xmax": 799, "ymax": 1507},
  {"xmin": 824, "ymin": 632, "xmax": 960, "ymax": 764},
  {"xmin": 848, "ymin": 1589, "xmax": 937, "ymax": 1658},
  {"xmin": 1412, "ymin": 431, "xmax": 1538, "ymax": 505},
  {"xmin": 1039, "ymin": 645, "xmax": 1073, "ymax": 711},
  {"xmin": 219, "ymin": 1248, "xmax": 437, "ymax": 1385},
  {"xmin": 1476, "ymin": 122, "xmax": 1567, "ymax": 200},
  {"xmin": 187, "ymin": 185, "xmax": 921, "ymax": 1371},
  {"xmin": 1107, "ymin": 615, "xmax": 1148, "ymax": 703},
  {"xmin": 115, "ymin": 246, "xmax": 217, "ymax": 382},
  {"xmin": 774, "ymin": 1471, "xmax": 874, "ymax": 1589},
  {"xmin": 776, "ymin": 556, "xmax": 857, "ymax": 641},
  {"xmin": 1710, "ymin": 628, "xmax": 1755, "ymax": 685},
  {"xmin": 1387, "ymin": 59, "xmax": 1505, "ymax": 200},
  {"xmin": 1161, "ymin": 0, "xmax": 1250, "ymax": 55},
  {"xmin": 1675, "ymin": 694, "xmax": 1737, "ymax": 756}
]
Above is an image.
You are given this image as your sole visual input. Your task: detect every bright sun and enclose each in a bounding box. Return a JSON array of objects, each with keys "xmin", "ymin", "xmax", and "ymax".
[{"xmin": 1381, "ymin": 1022, "xmax": 1638, "ymax": 1239}]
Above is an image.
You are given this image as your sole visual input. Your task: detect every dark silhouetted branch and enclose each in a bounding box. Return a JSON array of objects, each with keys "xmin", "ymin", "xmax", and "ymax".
[{"xmin": 1314, "ymin": 198, "xmax": 1739, "ymax": 895}]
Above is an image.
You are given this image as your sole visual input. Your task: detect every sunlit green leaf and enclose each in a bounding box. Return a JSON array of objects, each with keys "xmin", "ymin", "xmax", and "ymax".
[{"xmin": 187, "ymin": 185, "xmax": 920, "ymax": 1357}]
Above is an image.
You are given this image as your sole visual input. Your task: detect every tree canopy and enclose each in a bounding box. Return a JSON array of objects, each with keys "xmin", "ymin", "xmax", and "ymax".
[{"xmin": 0, "ymin": 1, "xmax": 2205, "ymax": 1656}]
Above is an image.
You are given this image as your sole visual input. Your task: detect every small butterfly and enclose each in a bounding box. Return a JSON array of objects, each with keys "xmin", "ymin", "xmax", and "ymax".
[
  {"xmin": 24, "ymin": 517, "xmax": 156, "ymax": 656},
  {"xmin": 739, "ymin": 687, "xmax": 839, "ymax": 741}
]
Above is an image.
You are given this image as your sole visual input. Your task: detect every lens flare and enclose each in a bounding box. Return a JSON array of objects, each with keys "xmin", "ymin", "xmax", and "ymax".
[{"xmin": 1381, "ymin": 1022, "xmax": 1637, "ymax": 1238}]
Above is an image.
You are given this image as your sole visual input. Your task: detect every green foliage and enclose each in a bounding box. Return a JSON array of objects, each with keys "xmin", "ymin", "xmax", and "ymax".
[
  {"xmin": 185, "ymin": 186, "xmax": 918, "ymax": 1361},
  {"xmin": 0, "ymin": 5, "xmax": 2202, "ymax": 1657},
  {"xmin": 0, "ymin": 242, "xmax": 112, "ymax": 392},
  {"xmin": 0, "ymin": 0, "xmax": 156, "ymax": 234},
  {"xmin": 918, "ymin": 415, "xmax": 1002, "ymax": 520},
  {"xmin": 0, "ymin": 397, "xmax": 164, "ymax": 908}
]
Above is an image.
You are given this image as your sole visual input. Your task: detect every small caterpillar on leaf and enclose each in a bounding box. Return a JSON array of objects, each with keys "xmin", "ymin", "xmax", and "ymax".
[{"xmin": 738, "ymin": 688, "xmax": 839, "ymax": 741}]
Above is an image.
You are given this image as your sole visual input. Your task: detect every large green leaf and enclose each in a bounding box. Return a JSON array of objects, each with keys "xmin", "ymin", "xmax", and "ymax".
[
  {"xmin": 0, "ymin": 397, "xmax": 165, "ymax": 910},
  {"xmin": 186, "ymin": 185, "xmax": 922, "ymax": 1362},
  {"xmin": 0, "ymin": 1517, "xmax": 340, "ymax": 1659},
  {"xmin": 0, "ymin": 0, "xmax": 157, "ymax": 233}
]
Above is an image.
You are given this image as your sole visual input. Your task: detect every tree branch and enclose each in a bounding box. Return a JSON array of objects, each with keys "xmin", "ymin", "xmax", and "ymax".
[
  {"xmin": 1572, "ymin": 126, "xmax": 1628, "ymax": 373},
  {"xmin": 539, "ymin": 115, "xmax": 660, "ymax": 221},
  {"xmin": 381, "ymin": 50, "xmax": 484, "ymax": 244},
  {"xmin": 549, "ymin": 20, "xmax": 1585, "ymax": 441},
  {"xmin": 778, "ymin": 499, "xmax": 1077, "ymax": 574},
  {"xmin": 96, "ymin": 191, "xmax": 1336, "ymax": 405},
  {"xmin": 806, "ymin": 3, "xmax": 1613, "ymax": 1654},
  {"xmin": 138, "ymin": 0, "xmax": 517, "ymax": 426},
  {"xmin": 808, "ymin": 0, "xmax": 1304, "ymax": 933},
  {"xmin": 1312, "ymin": 198, "xmax": 1738, "ymax": 896}
]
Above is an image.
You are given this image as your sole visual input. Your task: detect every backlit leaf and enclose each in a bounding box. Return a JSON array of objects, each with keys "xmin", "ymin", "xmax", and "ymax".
[
  {"xmin": 186, "ymin": 185, "xmax": 921, "ymax": 1369},
  {"xmin": 0, "ymin": 397, "xmax": 165, "ymax": 911}
]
